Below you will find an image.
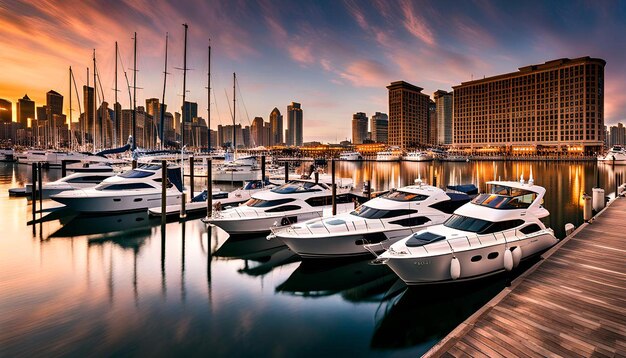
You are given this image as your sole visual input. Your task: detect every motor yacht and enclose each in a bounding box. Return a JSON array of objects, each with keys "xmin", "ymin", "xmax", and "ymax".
[
  {"xmin": 441, "ymin": 154, "xmax": 470, "ymax": 162},
  {"xmin": 339, "ymin": 151, "xmax": 363, "ymax": 161},
  {"xmin": 51, "ymin": 163, "xmax": 183, "ymax": 213},
  {"xmin": 376, "ymin": 150, "xmax": 402, "ymax": 162},
  {"xmin": 403, "ymin": 151, "xmax": 433, "ymax": 162},
  {"xmin": 212, "ymin": 155, "xmax": 261, "ymax": 183},
  {"xmin": 598, "ymin": 145, "xmax": 626, "ymax": 164},
  {"xmin": 375, "ymin": 177, "xmax": 558, "ymax": 284},
  {"xmin": 16, "ymin": 150, "xmax": 47, "ymax": 164},
  {"xmin": 0, "ymin": 148, "xmax": 14, "ymax": 161},
  {"xmin": 29, "ymin": 170, "xmax": 116, "ymax": 198},
  {"xmin": 203, "ymin": 175, "xmax": 356, "ymax": 235},
  {"xmin": 269, "ymin": 179, "xmax": 471, "ymax": 258}
]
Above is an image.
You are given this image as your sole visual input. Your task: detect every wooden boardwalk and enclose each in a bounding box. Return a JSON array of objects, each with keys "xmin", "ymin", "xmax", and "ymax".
[{"xmin": 426, "ymin": 198, "xmax": 626, "ymax": 357}]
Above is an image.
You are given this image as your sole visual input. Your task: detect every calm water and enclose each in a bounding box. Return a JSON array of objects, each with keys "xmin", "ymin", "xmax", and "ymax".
[{"xmin": 0, "ymin": 160, "xmax": 624, "ymax": 357}]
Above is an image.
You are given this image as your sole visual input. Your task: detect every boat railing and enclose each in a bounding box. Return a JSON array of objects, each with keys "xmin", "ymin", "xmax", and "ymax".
[{"xmin": 388, "ymin": 228, "xmax": 552, "ymax": 257}]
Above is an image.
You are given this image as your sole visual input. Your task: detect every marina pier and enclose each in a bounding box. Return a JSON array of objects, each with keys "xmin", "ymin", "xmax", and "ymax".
[{"xmin": 425, "ymin": 197, "xmax": 626, "ymax": 357}]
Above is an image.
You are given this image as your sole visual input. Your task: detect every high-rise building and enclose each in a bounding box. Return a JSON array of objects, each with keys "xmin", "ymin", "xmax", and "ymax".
[
  {"xmin": 114, "ymin": 102, "xmax": 122, "ymax": 146},
  {"xmin": 387, "ymin": 81, "xmax": 430, "ymax": 149},
  {"xmin": 46, "ymin": 90, "xmax": 64, "ymax": 146},
  {"xmin": 269, "ymin": 107, "xmax": 283, "ymax": 146},
  {"xmin": 36, "ymin": 106, "xmax": 47, "ymax": 122},
  {"xmin": 182, "ymin": 101, "xmax": 198, "ymax": 123},
  {"xmin": 0, "ymin": 99, "xmax": 12, "ymax": 123},
  {"xmin": 17, "ymin": 94, "xmax": 35, "ymax": 128},
  {"xmin": 217, "ymin": 124, "xmax": 244, "ymax": 148},
  {"xmin": 146, "ymin": 98, "xmax": 167, "ymax": 145},
  {"xmin": 452, "ymin": 57, "xmax": 605, "ymax": 155},
  {"xmin": 609, "ymin": 123, "xmax": 626, "ymax": 147},
  {"xmin": 82, "ymin": 86, "xmax": 95, "ymax": 143},
  {"xmin": 427, "ymin": 99, "xmax": 437, "ymax": 145},
  {"xmin": 370, "ymin": 112, "xmax": 388, "ymax": 143},
  {"xmin": 46, "ymin": 90, "xmax": 63, "ymax": 122},
  {"xmin": 434, "ymin": 90, "xmax": 453, "ymax": 145},
  {"xmin": 286, "ymin": 102, "xmax": 303, "ymax": 146},
  {"xmin": 251, "ymin": 116, "xmax": 264, "ymax": 147},
  {"xmin": 351, "ymin": 112, "xmax": 368, "ymax": 144}
]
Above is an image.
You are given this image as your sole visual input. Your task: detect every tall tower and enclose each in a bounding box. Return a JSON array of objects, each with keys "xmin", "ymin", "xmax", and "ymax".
[
  {"xmin": 370, "ymin": 112, "xmax": 388, "ymax": 143},
  {"xmin": 46, "ymin": 90, "xmax": 64, "ymax": 145},
  {"xmin": 387, "ymin": 81, "xmax": 429, "ymax": 149},
  {"xmin": 351, "ymin": 112, "xmax": 368, "ymax": 144},
  {"xmin": 287, "ymin": 102, "xmax": 303, "ymax": 146},
  {"xmin": 251, "ymin": 116, "xmax": 264, "ymax": 147},
  {"xmin": 269, "ymin": 107, "xmax": 283, "ymax": 145},
  {"xmin": 434, "ymin": 90, "xmax": 453, "ymax": 145},
  {"xmin": 427, "ymin": 99, "xmax": 437, "ymax": 145},
  {"xmin": 83, "ymin": 85, "xmax": 94, "ymax": 143},
  {"xmin": 0, "ymin": 99, "xmax": 11, "ymax": 123},
  {"xmin": 17, "ymin": 94, "xmax": 35, "ymax": 129}
]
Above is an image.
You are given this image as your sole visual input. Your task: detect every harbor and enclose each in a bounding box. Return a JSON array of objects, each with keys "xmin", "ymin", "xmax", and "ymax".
[{"xmin": 1, "ymin": 159, "xmax": 625, "ymax": 356}]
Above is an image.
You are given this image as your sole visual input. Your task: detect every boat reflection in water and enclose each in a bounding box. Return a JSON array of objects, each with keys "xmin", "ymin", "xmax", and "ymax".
[
  {"xmin": 276, "ymin": 257, "xmax": 401, "ymax": 303},
  {"xmin": 49, "ymin": 211, "xmax": 158, "ymax": 239},
  {"xmin": 213, "ymin": 233, "xmax": 300, "ymax": 277}
]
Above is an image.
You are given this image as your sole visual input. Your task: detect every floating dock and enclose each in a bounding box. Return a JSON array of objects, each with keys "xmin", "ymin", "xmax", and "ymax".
[{"xmin": 425, "ymin": 198, "xmax": 626, "ymax": 357}]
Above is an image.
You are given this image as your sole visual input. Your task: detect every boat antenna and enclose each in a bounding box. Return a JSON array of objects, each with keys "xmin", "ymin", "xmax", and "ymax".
[
  {"xmin": 206, "ymin": 40, "xmax": 211, "ymax": 152},
  {"xmin": 233, "ymin": 72, "xmax": 236, "ymax": 152},
  {"xmin": 69, "ymin": 66, "xmax": 73, "ymax": 150},
  {"xmin": 132, "ymin": 32, "xmax": 137, "ymax": 151}
]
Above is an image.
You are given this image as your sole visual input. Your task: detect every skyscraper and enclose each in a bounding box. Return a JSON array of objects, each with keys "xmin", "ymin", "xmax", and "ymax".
[
  {"xmin": 286, "ymin": 102, "xmax": 303, "ymax": 146},
  {"xmin": 46, "ymin": 90, "xmax": 64, "ymax": 145},
  {"xmin": 453, "ymin": 57, "xmax": 605, "ymax": 154},
  {"xmin": 387, "ymin": 81, "xmax": 430, "ymax": 149},
  {"xmin": 82, "ymin": 85, "xmax": 94, "ymax": 143},
  {"xmin": 269, "ymin": 107, "xmax": 283, "ymax": 145},
  {"xmin": 370, "ymin": 112, "xmax": 388, "ymax": 143},
  {"xmin": 182, "ymin": 101, "xmax": 198, "ymax": 123},
  {"xmin": 0, "ymin": 99, "xmax": 11, "ymax": 123},
  {"xmin": 609, "ymin": 123, "xmax": 625, "ymax": 147},
  {"xmin": 427, "ymin": 99, "xmax": 437, "ymax": 145},
  {"xmin": 17, "ymin": 94, "xmax": 35, "ymax": 129},
  {"xmin": 433, "ymin": 90, "xmax": 453, "ymax": 145},
  {"xmin": 251, "ymin": 116, "xmax": 264, "ymax": 147},
  {"xmin": 351, "ymin": 112, "xmax": 368, "ymax": 144}
]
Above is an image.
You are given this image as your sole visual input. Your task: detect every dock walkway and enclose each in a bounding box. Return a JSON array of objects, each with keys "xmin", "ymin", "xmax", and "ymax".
[{"xmin": 425, "ymin": 198, "xmax": 626, "ymax": 357}]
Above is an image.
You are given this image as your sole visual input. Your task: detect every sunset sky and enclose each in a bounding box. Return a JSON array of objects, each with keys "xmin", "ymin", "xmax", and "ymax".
[{"xmin": 1, "ymin": 0, "xmax": 625, "ymax": 143}]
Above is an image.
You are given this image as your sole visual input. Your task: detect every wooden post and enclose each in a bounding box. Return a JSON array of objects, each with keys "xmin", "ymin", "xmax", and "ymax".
[
  {"xmin": 37, "ymin": 162, "xmax": 43, "ymax": 212},
  {"xmin": 261, "ymin": 155, "xmax": 266, "ymax": 183},
  {"xmin": 433, "ymin": 175, "xmax": 437, "ymax": 188},
  {"xmin": 161, "ymin": 160, "xmax": 167, "ymax": 226},
  {"xmin": 314, "ymin": 171, "xmax": 319, "ymax": 184},
  {"xmin": 284, "ymin": 162, "xmax": 289, "ymax": 183},
  {"xmin": 331, "ymin": 159, "xmax": 336, "ymax": 215},
  {"xmin": 61, "ymin": 160, "xmax": 68, "ymax": 177},
  {"xmin": 207, "ymin": 159, "xmax": 212, "ymax": 219},
  {"xmin": 366, "ymin": 179, "xmax": 371, "ymax": 199},
  {"xmin": 190, "ymin": 155, "xmax": 195, "ymax": 198},
  {"xmin": 132, "ymin": 160, "xmax": 137, "ymax": 169},
  {"xmin": 31, "ymin": 163, "xmax": 37, "ymax": 220}
]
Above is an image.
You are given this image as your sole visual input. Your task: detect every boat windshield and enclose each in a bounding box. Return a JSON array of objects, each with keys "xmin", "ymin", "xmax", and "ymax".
[
  {"xmin": 350, "ymin": 205, "xmax": 417, "ymax": 219},
  {"xmin": 444, "ymin": 214, "xmax": 525, "ymax": 234},
  {"xmin": 271, "ymin": 181, "xmax": 320, "ymax": 194},
  {"xmin": 244, "ymin": 198, "xmax": 295, "ymax": 208},
  {"xmin": 471, "ymin": 186, "xmax": 537, "ymax": 209},
  {"xmin": 119, "ymin": 169, "xmax": 154, "ymax": 179},
  {"xmin": 381, "ymin": 190, "xmax": 428, "ymax": 202}
]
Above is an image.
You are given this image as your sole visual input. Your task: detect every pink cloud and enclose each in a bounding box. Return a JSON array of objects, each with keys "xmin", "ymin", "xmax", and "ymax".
[
  {"xmin": 338, "ymin": 59, "xmax": 392, "ymax": 88},
  {"xmin": 399, "ymin": 0, "xmax": 435, "ymax": 45}
]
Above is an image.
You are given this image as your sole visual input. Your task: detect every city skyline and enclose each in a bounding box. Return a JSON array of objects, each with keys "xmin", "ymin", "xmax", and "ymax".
[{"xmin": 1, "ymin": 1, "xmax": 625, "ymax": 143}]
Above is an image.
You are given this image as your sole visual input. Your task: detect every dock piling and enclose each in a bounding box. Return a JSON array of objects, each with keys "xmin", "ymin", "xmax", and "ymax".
[
  {"xmin": 190, "ymin": 155, "xmax": 195, "ymax": 198},
  {"xmin": 31, "ymin": 163, "xmax": 36, "ymax": 221},
  {"xmin": 366, "ymin": 179, "xmax": 371, "ymax": 199},
  {"xmin": 61, "ymin": 160, "xmax": 68, "ymax": 177},
  {"xmin": 284, "ymin": 162, "xmax": 289, "ymax": 183},
  {"xmin": 132, "ymin": 160, "xmax": 137, "ymax": 169},
  {"xmin": 161, "ymin": 160, "xmax": 167, "ymax": 227},
  {"xmin": 331, "ymin": 159, "xmax": 336, "ymax": 215},
  {"xmin": 207, "ymin": 159, "xmax": 212, "ymax": 219},
  {"xmin": 261, "ymin": 155, "xmax": 266, "ymax": 183},
  {"xmin": 37, "ymin": 162, "xmax": 42, "ymax": 212}
]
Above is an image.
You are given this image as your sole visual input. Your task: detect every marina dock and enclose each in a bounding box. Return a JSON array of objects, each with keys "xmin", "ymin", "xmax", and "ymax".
[{"xmin": 425, "ymin": 198, "xmax": 626, "ymax": 357}]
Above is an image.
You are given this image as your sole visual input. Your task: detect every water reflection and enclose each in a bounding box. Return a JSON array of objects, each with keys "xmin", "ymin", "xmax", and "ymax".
[
  {"xmin": 276, "ymin": 257, "xmax": 398, "ymax": 302},
  {"xmin": 50, "ymin": 211, "xmax": 157, "ymax": 239}
]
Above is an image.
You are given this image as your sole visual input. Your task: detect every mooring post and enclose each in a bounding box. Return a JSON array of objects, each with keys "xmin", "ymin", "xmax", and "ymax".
[
  {"xmin": 132, "ymin": 160, "xmax": 137, "ymax": 169},
  {"xmin": 366, "ymin": 179, "xmax": 371, "ymax": 199},
  {"xmin": 315, "ymin": 171, "xmax": 319, "ymax": 184},
  {"xmin": 207, "ymin": 158, "xmax": 213, "ymax": 219},
  {"xmin": 190, "ymin": 155, "xmax": 195, "ymax": 198},
  {"xmin": 37, "ymin": 162, "xmax": 43, "ymax": 212},
  {"xmin": 261, "ymin": 155, "xmax": 266, "ymax": 183},
  {"xmin": 433, "ymin": 175, "xmax": 437, "ymax": 188},
  {"xmin": 61, "ymin": 160, "xmax": 67, "ymax": 177},
  {"xmin": 331, "ymin": 159, "xmax": 336, "ymax": 215},
  {"xmin": 284, "ymin": 162, "xmax": 289, "ymax": 183},
  {"xmin": 161, "ymin": 160, "xmax": 167, "ymax": 226},
  {"xmin": 31, "ymin": 163, "xmax": 37, "ymax": 221}
]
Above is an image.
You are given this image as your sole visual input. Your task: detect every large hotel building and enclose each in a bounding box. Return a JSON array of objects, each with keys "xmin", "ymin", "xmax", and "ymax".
[
  {"xmin": 387, "ymin": 81, "xmax": 430, "ymax": 148},
  {"xmin": 452, "ymin": 57, "xmax": 605, "ymax": 155}
]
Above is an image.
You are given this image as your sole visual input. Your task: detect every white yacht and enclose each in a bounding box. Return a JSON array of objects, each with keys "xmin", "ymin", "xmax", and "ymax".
[
  {"xmin": 16, "ymin": 150, "xmax": 47, "ymax": 164},
  {"xmin": 441, "ymin": 154, "xmax": 470, "ymax": 162},
  {"xmin": 403, "ymin": 151, "xmax": 433, "ymax": 162},
  {"xmin": 598, "ymin": 145, "xmax": 626, "ymax": 164},
  {"xmin": 269, "ymin": 180, "xmax": 471, "ymax": 258},
  {"xmin": 375, "ymin": 178, "xmax": 558, "ymax": 285},
  {"xmin": 339, "ymin": 151, "xmax": 363, "ymax": 161},
  {"xmin": 203, "ymin": 176, "xmax": 355, "ymax": 234},
  {"xmin": 0, "ymin": 148, "xmax": 14, "ymax": 161},
  {"xmin": 51, "ymin": 163, "xmax": 183, "ymax": 213},
  {"xmin": 376, "ymin": 150, "xmax": 402, "ymax": 162},
  {"xmin": 27, "ymin": 171, "xmax": 116, "ymax": 198},
  {"xmin": 212, "ymin": 156, "xmax": 261, "ymax": 183}
]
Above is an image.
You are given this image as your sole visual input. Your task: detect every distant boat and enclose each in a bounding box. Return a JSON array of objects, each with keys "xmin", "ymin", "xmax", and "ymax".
[
  {"xmin": 0, "ymin": 148, "xmax": 14, "ymax": 161},
  {"xmin": 403, "ymin": 151, "xmax": 433, "ymax": 162},
  {"xmin": 598, "ymin": 145, "xmax": 626, "ymax": 164},
  {"xmin": 339, "ymin": 151, "xmax": 363, "ymax": 161},
  {"xmin": 376, "ymin": 150, "xmax": 402, "ymax": 162}
]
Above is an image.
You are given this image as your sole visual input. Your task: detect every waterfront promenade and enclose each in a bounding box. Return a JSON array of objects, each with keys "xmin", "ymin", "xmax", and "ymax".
[{"xmin": 425, "ymin": 197, "xmax": 626, "ymax": 357}]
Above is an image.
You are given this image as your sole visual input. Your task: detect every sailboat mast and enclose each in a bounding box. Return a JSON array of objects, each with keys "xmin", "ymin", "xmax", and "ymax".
[
  {"xmin": 69, "ymin": 66, "xmax": 73, "ymax": 150},
  {"xmin": 207, "ymin": 43, "xmax": 211, "ymax": 152},
  {"xmin": 181, "ymin": 24, "xmax": 188, "ymax": 151},
  {"xmin": 132, "ymin": 32, "xmax": 137, "ymax": 150},
  {"xmin": 114, "ymin": 41, "xmax": 118, "ymax": 147},
  {"xmin": 160, "ymin": 33, "xmax": 168, "ymax": 150},
  {"xmin": 86, "ymin": 67, "xmax": 89, "ymax": 149},
  {"xmin": 93, "ymin": 49, "xmax": 97, "ymax": 150},
  {"xmin": 233, "ymin": 72, "xmax": 236, "ymax": 151}
]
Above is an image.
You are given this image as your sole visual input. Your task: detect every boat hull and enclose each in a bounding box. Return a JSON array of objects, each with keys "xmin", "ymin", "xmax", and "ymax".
[
  {"xmin": 384, "ymin": 233, "xmax": 557, "ymax": 285},
  {"xmin": 52, "ymin": 191, "xmax": 182, "ymax": 213}
]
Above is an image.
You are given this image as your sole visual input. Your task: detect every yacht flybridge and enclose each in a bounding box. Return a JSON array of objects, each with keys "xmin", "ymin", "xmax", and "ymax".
[
  {"xmin": 375, "ymin": 177, "xmax": 558, "ymax": 284},
  {"xmin": 598, "ymin": 145, "xmax": 626, "ymax": 164},
  {"xmin": 51, "ymin": 163, "xmax": 183, "ymax": 213},
  {"xmin": 203, "ymin": 175, "xmax": 355, "ymax": 234},
  {"xmin": 269, "ymin": 179, "xmax": 471, "ymax": 258}
]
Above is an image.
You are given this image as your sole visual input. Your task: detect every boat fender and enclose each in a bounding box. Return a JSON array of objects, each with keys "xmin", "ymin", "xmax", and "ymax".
[
  {"xmin": 512, "ymin": 246, "xmax": 522, "ymax": 268},
  {"xmin": 503, "ymin": 249, "xmax": 514, "ymax": 271},
  {"xmin": 450, "ymin": 257, "xmax": 461, "ymax": 280}
]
